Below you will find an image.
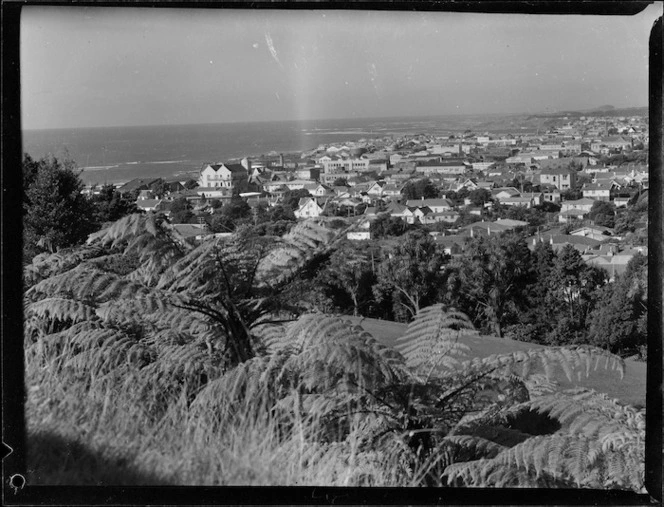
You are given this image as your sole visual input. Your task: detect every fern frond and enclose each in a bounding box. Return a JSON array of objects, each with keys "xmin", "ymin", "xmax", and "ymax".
[
  {"xmin": 255, "ymin": 219, "xmax": 341, "ymax": 285},
  {"xmin": 26, "ymin": 297, "xmax": 98, "ymax": 324},
  {"xmin": 395, "ymin": 304, "xmax": 474, "ymax": 377},
  {"xmin": 459, "ymin": 346, "xmax": 624, "ymax": 385},
  {"xmin": 27, "ymin": 265, "xmax": 152, "ymax": 304},
  {"xmin": 86, "ymin": 213, "xmax": 190, "ymax": 278},
  {"xmin": 440, "ymin": 434, "xmax": 506, "ymax": 461},
  {"xmin": 23, "ymin": 245, "xmax": 107, "ymax": 288}
]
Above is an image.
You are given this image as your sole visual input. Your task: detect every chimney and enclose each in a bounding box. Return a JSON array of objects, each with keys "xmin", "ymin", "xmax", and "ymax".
[{"xmin": 279, "ymin": 153, "xmax": 284, "ymax": 167}]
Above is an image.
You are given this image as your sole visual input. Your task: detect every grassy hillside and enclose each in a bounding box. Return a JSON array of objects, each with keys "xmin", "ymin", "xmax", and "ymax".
[{"xmin": 349, "ymin": 316, "xmax": 646, "ymax": 408}]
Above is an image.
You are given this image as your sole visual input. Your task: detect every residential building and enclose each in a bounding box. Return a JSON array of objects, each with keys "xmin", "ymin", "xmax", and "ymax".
[
  {"xmin": 561, "ymin": 198, "xmax": 596, "ymax": 213},
  {"xmin": 405, "ymin": 198, "xmax": 454, "ymax": 213},
  {"xmin": 570, "ymin": 225, "xmax": 612, "ymax": 242},
  {"xmin": 582, "ymin": 182, "xmax": 613, "ymax": 201},
  {"xmin": 321, "ymin": 157, "xmax": 371, "ymax": 174},
  {"xmin": 414, "ymin": 160, "xmax": 467, "ymax": 176},
  {"xmin": 118, "ymin": 178, "xmax": 162, "ymax": 195},
  {"xmin": 528, "ymin": 234, "xmax": 601, "ymax": 254},
  {"xmin": 294, "ymin": 197, "xmax": 324, "ymax": 219},
  {"xmin": 539, "ymin": 167, "xmax": 577, "ymax": 190},
  {"xmin": 198, "ymin": 163, "xmax": 248, "ymax": 191}
]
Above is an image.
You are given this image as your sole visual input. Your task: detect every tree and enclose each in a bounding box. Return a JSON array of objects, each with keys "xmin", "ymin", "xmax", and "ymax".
[
  {"xmin": 169, "ymin": 197, "xmax": 195, "ymax": 223},
  {"xmin": 505, "ymin": 241, "xmax": 556, "ymax": 343},
  {"xmin": 172, "ymin": 209, "xmax": 197, "ymax": 224},
  {"xmin": 374, "ymin": 229, "xmax": 448, "ymax": 320},
  {"xmin": 588, "ymin": 200, "xmax": 616, "ymax": 228},
  {"xmin": 184, "ymin": 178, "xmax": 199, "ymax": 190},
  {"xmin": 266, "ymin": 204, "xmax": 296, "ymax": 223},
  {"xmin": 614, "ymin": 208, "xmax": 643, "ymax": 234},
  {"xmin": 587, "ymin": 253, "xmax": 647, "ymax": 356},
  {"xmin": 169, "ymin": 196, "xmax": 191, "ymax": 215},
  {"xmin": 370, "ymin": 213, "xmax": 409, "ymax": 238},
  {"xmin": 521, "ymin": 180, "xmax": 534, "ymax": 193},
  {"xmin": 542, "ymin": 245, "xmax": 607, "ymax": 345},
  {"xmin": 498, "ymin": 206, "xmax": 542, "ymax": 228},
  {"xmin": 25, "ymin": 215, "xmax": 346, "ymax": 370},
  {"xmin": 282, "ymin": 188, "xmax": 311, "ymax": 210},
  {"xmin": 332, "ymin": 177, "xmax": 348, "ymax": 187},
  {"xmin": 209, "ymin": 199, "xmax": 223, "ymax": 210},
  {"xmin": 561, "ymin": 188, "xmax": 583, "ymax": 201},
  {"xmin": 454, "ymin": 209, "xmax": 483, "ymax": 227},
  {"xmin": 446, "ymin": 234, "xmax": 533, "ymax": 337},
  {"xmin": 149, "ymin": 178, "xmax": 170, "ymax": 198},
  {"xmin": 468, "ymin": 188, "xmax": 492, "ymax": 206},
  {"xmin": 220, "ymin": 195, "xmax": 251, "ymax": 223},
  {"xmin": 23, "ymin": 154, "xmax": 98, "ymax": 261},
  {"xmin": 319, "ymin": 244, "xmax": 374, "ymax": 316},
  {"xmin": 535, "ymin": 201, "xmax": 561, "ymax": 213},
  {"xmin": 91, "ymin": 184, "xmax": 138, "ymax": 223},
  {"xmin": 402, "ymin": 178, "xmax": 439, "ymax": 200}
]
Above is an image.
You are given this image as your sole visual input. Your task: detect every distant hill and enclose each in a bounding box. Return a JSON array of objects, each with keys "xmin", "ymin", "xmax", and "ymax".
[
  {"xmin": 544, "ymin": 105, "xmax": 648, "ymax": 118},
  {"xmin": 590, "ymin": 104, "xmax": 616, "ymax": 112}
]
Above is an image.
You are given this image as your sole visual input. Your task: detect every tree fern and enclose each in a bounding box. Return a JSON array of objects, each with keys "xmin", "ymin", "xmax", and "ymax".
[
  {"xmin": 189, "ymin": 314, "xmax": 411, "ymax": 434},
  {"xmin": 395, "ymin": 304, "xmax": 475, "ymax": 378},
  {"xmin": 23, "ymin": 245, "xmax": 107, "ymax": 288}
]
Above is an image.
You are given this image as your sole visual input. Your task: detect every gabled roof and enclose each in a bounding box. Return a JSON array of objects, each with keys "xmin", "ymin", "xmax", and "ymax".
[
  {"xmin": 417, "ymin": 160, "xmax": 467, "ymax": 167},
  {"xmin": 495, "ymin": 218, "xmax": 529, "ymax": 228},
  {"xmin": 571, "ymin": 225, "xmax": 612, "ymax": 234},
  {"xmin": 118, "ymin": 178, "xmax": 162, "ymax": 193},
  {"xmin": 406, "ymin": 198, "xmax": 453, "ymax": 208},
  {"xmin": 203, "ymin": 163, "xmax": 246, "ymax": 174},
  {"xmin": 382, "ymin": 183, "xmax": 403, "ymax": 192},
  {"xmin": 226, "ymin": 163, "xmax": 248, "ymax": 173},
  {"xmin": 136, "ymin": 199, "xmax": 161, "ymax": 209},
  {"xmin": 492, "ymin": 187, "xmax": 521, "ymax": 196},
  {"xmin": 583, "ymin": 182, "xmax": 614, "ymax": 191},
  {"xmin": 560, "ymin": 209, "xmax": 590, "ymax": 217},
  {"xmin": 540, "ymin": 167, "xmax": 574, "ymax": 175},
  {"xmin": 462, "ymin": 221, "xmax": 512, "ymax": 233},
  {"xmin": 413, "ymin": 206, "xmax": 432, "ymax": 215},
  {"xmin": 563, "ymin": 197, "xmax": 596, "ymax": 206},
  {"xmin": 387, "ymin": 203, "xmax": 408, "ymax": 214}
]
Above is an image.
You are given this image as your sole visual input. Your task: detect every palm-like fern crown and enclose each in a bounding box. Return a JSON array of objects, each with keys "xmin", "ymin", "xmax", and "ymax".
[{"xmin": 395, "ymin": 304, "xmax": 475, "ymax": 377}]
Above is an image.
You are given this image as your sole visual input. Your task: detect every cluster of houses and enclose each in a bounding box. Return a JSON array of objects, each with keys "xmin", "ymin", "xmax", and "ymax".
[
  {"xmin": 82, "ymin": 112, "xmax": 648, "ymax": 273},
  {"xmin": 105, "ymin": 138, "xmax": 647, "ymax": 228}
]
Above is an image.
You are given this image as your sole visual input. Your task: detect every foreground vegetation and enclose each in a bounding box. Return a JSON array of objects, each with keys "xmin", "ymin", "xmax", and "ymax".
[{"xmin": 24, "ymin": 211, "xmax": 645, "ymax": 489}]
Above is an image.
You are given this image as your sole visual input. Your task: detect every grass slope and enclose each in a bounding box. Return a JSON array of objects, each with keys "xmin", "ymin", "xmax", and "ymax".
[{"xmin": 349, "ymin": 316, "xmax": 646, "ymax": 409}]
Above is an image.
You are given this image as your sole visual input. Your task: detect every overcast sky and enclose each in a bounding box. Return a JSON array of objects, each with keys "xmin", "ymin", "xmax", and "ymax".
[{"xmin": 21, "ymin": 5, "xmax": 662, "ymax": 130}]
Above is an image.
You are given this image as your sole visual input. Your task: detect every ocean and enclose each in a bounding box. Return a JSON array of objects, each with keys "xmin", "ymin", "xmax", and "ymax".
[{"xmin": 22, "ymin": 115, "xmax": 510, "ymax": 186}]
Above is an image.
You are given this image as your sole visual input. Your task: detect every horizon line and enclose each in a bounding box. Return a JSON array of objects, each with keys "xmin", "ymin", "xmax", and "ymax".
[{"xmin": 22, "ymin": 106, "xmax": 649, "ymax": 132}]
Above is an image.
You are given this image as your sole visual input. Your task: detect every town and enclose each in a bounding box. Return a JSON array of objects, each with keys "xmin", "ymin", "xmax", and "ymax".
[{"xmin": 91, "ymin": 110, "xmax": 649, "ymax": 281}]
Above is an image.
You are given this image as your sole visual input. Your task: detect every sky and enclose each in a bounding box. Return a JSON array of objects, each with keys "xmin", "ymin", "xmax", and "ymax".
[{"xmin": 21, "ymin": 5, "xmax": 662, "ymax": 130}]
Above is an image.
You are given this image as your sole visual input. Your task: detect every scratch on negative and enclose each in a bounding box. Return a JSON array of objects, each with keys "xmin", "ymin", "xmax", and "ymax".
[{"xmin": 265, "ymin": 32, "xmax": 284, "ymax": 69}]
